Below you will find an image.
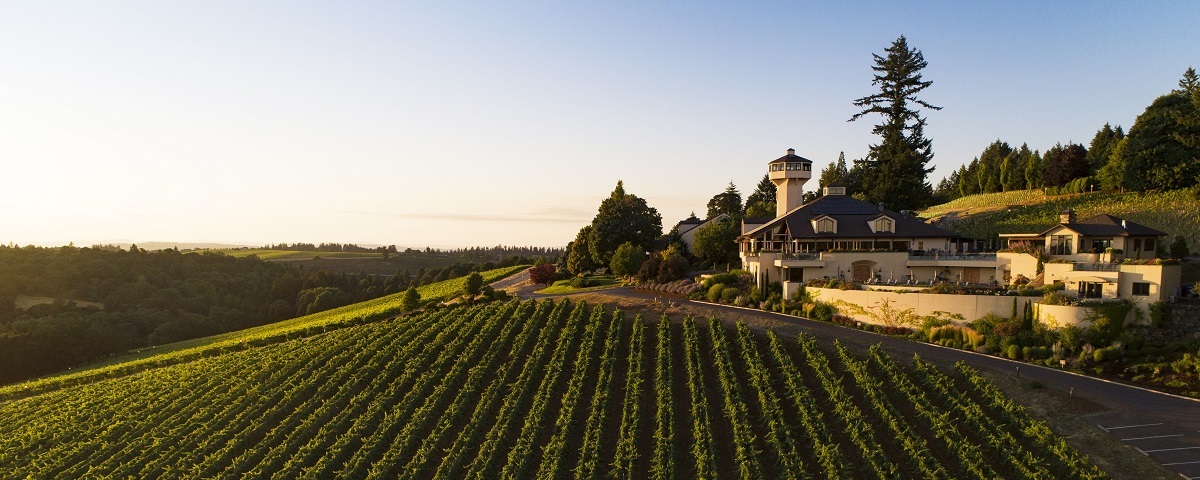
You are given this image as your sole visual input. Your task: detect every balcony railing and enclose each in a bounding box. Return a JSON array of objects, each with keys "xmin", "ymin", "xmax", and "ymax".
[
  {"xmin": 907, "ymin": 253, "xmax": 997, "ymax": 261},
  {"xmin": 781, "ymin": 252, "xmax": 820, "ymax": 261},
  {"xmin": 1073, "ymin": 263, "xmax": 1120, "ymax": 272}
]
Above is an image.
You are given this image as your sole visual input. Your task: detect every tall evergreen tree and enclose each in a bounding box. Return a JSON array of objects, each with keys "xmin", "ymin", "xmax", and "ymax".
[
  {"xmin": 957, "ymin": 162, "xmax": 976, "ymax": 197},
  {"xmin": 1086, "ymin": 123, "xmax": 1125, "ymax": 175},
  {"xmin": 706, "ymin": 181, "xmax": 743, "ymax": 219},
  {"xmin": 743, "ymin": 175, "xmax": 776, "ymax": 217},
  {"xmin": 818, "ymin": 152, "xmax": 851, "ymax": 193},
  {"xmin": 849, "ymin": 35, "xmax": 941, "ymax": 210},
  {"xmin": 1010, "ymin": 143, "xmax": 1036, "ymax": 191},
  {"xmin": 975, "ymin": 140, "xmax": 1012, "ymax": 193},
  {"xmin": 1024, "ymin": 149, "xmax": 1043, "ymax": 189}
]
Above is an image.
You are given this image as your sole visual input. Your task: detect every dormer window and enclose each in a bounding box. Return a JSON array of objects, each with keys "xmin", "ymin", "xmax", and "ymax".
[
  {"xmin": 815, "ymin": 217, "xmax": 836, "ymax": 233},
  {"xmin": 873, "ymin": 217, "xmax": 894, "ymax": 233}
]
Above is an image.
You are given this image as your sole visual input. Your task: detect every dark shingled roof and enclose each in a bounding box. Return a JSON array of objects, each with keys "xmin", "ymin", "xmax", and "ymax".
[
  {"xmin": 1041, "ymin": 214, "xmax": 1167, "ymax": 237},
  {"xmin": 743, "ymin": 194, "xmax": 958, "ymax": 239},
  {"xmin": 768, "ymin": 152, "xmax": 814, "ymax": 164}
]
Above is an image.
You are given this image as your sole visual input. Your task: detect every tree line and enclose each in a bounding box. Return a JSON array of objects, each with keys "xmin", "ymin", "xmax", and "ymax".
[
  {"xmin": 930, "ymin": 69, "xmax": 1199, "ymax": 201},
  {"xmin": 0, "ymin": 245, "xmax": 525, "ymax": 385},
  {"xmin": 263, "ymin": 242, "xmax": 564, "ymax": 260}
]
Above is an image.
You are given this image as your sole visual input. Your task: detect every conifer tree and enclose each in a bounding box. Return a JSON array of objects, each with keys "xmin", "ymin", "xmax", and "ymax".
[
  {"xmin": 743, "ymin": 175, "xmax": 777, "ymax": 217},
  {"xmin": 818, "ymin": 152, "xmax": 851, "ymax": 193},
  {"xmin": 849, "ymin": 35, "xmax": 941, "ymax": 210},
  {"xmin": 705, "ymin": 181, "xmax": 743, "ymax": 219}
]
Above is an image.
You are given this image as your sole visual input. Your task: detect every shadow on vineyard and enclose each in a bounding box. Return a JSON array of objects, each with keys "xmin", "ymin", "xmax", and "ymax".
[{"xmin": 0, "ymin": 297, "xmax": 1111, "ymax": 479}]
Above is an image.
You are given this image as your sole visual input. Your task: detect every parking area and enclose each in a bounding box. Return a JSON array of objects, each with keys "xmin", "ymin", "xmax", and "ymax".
[{"xmin": 1094, "ymin": 412, "xmax": 1200, "ymax": 479}]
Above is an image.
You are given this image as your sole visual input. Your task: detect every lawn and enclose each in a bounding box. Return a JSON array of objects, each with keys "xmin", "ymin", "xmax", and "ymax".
[{"xmin": 534, "ymin": 275, "xmax": 627, "ymax": 294}]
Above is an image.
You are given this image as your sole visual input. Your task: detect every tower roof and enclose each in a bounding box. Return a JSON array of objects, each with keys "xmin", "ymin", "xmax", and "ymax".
[{"xmin": 768, "ymin": 148, "xmax": 813, "ymax": 164}]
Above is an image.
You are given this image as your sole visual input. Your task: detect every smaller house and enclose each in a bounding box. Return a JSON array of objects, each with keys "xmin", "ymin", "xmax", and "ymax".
[
  {"xmin": 674, "ymin": 214, "xmax": 730, "ymax": 251},
  {"xmin": 999, "ymin": 209, "xmax": 1175, "ymax": 304}
]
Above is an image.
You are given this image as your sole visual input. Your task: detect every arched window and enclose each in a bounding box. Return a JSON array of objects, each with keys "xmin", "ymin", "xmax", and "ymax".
[
  {"xmin": 817, "ymin": 218, "xmax": 835, "ymax": 233},
  {"xmin": 875, "ymin": 218, "xmax": 893, "ymax": 233}
]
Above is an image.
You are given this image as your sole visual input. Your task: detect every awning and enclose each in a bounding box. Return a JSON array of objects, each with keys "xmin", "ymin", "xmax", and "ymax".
[{"xmin": 1067, "ymin": 276, "xmax": 1113, "ymax": 283}]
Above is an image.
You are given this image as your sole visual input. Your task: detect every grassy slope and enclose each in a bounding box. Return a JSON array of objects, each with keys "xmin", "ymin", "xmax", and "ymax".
[
  {"xmin": 922, "ymin": 189, "xmax": 1200, "ymax": 250},
  {"xmin": 0, "ymin": 265, "xmax": 528, "ymax": 400}
]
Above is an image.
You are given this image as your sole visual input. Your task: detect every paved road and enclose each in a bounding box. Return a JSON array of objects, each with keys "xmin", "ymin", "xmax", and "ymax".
[{"xmin": 535, "ymin": 286, "xmax": 1200, "ymax": 478}]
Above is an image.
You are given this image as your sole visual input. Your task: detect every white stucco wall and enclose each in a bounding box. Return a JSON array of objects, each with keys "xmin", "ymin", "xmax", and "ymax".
[{"xmin": 808, "ymin": 287, "xmax": 1026, "ymax": 326}]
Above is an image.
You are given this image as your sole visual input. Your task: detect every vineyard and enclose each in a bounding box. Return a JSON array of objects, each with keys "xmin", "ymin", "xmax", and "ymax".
[
  {"xmin": 0, "ymin": 297, "xmax": 1106, "ymax": 478},
  {"xmin": 921, "ymin": 188, "xmax": 1200, "ymax": 250},
  {"xmin": 0, "ymin": 265, "xmax": 527, "ymax": 401}
]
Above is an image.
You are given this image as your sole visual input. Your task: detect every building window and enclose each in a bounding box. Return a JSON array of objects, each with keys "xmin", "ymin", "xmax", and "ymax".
[
  {"xmin": 875, "ymin": 218, "xmax": 893, "ymax": 233},
  {"xmin": 816, "ymin": 218, "xmax": 835, "ymax": 233},
  {"xmin": 802, "ymin": 163, "xmax": 811, "ymax": 171},
  {"xmin": 1132, "ymin": 282, "xmax": 1151, "ymax": 296},
  {"xmin": 1144, "ymin": 238, "xmax": 1155, "ymax": 252},
  {"xmin": 1133, "ymin": 239, "xmax": 1143, "ymax": 252},
  {"xmin": 1049, "ymin": 235, "xmax": 1073, "ymax": 255},
  {"xmin": 1090, "ymin": 239, "xmax": 1111, "ymax": 252}
]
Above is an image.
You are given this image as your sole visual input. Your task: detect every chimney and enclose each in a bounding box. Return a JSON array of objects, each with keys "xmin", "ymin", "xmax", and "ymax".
[
  {"xmin": 878, "ymin": 202, "xmax": 885, "ymax": 212},
  {"xmin": 1121, "ymin": 219, "xmax": 1127, "ymax": 229},
  {"xmin": 1059, "ymin": 208, "xmax": 1076, "ymax": 224}
]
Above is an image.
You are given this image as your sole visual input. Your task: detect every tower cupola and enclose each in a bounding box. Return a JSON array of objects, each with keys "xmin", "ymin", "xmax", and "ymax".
[{"xmin": 768, "ymin": 148, "xmax": 812, "ymax": 217}]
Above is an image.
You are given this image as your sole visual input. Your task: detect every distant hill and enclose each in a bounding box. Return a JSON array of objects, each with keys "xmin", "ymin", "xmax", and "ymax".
[
  {"xmin": 133, "ymin": 242, "xmax": 259, "ymax": 251},
  {"xmin": 921, "ymin": 189, "xmax": 1200, "ymax": 251}
]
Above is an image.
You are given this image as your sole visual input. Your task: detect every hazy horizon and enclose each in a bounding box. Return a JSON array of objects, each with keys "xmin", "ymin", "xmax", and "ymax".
[{"xmin": 3, "ymin": 2, "xmax": 1198, "ymax": 248}]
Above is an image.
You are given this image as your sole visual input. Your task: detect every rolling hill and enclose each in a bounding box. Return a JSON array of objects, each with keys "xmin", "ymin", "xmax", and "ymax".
[
  {"xmin": 922, "ymin": 189, "xmax": 1200, "ymax": 251},
  {"xmin": 0, "ymin": 265, "xmax": 527, "ymax": 401},
  {"xmin": 0, "ymin": 295, "xmax": 1106, "ymax": 479}
]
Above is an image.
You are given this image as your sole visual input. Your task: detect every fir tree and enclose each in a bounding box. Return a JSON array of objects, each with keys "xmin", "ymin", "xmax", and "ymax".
[
  {"xmin": 818, "ymin": 152, "xmax": 851, "ymax": 193},
  {"xmin": 706, "ymin": 181, "xmax": 743, "ymax": 219},
  {"xmin": 743, "ymin": 175, "xmax": 777, "ymax": 217},
  {"xmin": 849, "ymin": 36, "xmax": 941, "ymax": 210}
]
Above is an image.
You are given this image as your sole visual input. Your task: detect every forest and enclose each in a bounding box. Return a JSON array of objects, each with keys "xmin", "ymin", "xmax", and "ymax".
[{"xmin": 0, "ymin": 244, "xmax": 531, "ymax": 384}]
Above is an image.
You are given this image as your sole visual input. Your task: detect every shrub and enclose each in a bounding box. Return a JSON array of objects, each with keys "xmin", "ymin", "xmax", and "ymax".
[
  {"xmin": 1149, "ymin": 301, "xmax": 1170, "ymax": 328},
  {"xmin": 720, "ymin": 287, "xmax": 740, "ymax": 303},
  {"xmin": 569, "ymin": 276, "xmax": 590, "ymax": 289},
  {"xmin": 810, "ymin": 301, "xmax": 834, "ymax": 323},
  {"xmin": 1040, "ymin": 290, "xmax": 1071, "ymax": 306},
  {"xmin": 1007, "ymin": 344, "xmax": 1021, "ymax": 360},
  {"xmin": 703, "ymin": 272, "xmax": 741, "ymax": 289},
  {"xmin": 706, "ymin": 284, "xmax": 726, "ymax": 303},
  {"xmin": 529, "ymin": 264, "xmax": 557, "ymax": 284},
  {"xmin": 925, "ymin": 282, "xmax": 962, "ymax": 294}
]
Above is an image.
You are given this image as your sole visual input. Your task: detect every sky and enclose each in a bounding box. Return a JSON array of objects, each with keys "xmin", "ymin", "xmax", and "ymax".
[{"xmin": 2, "ymin": 2, "xmax": 1198, "ymax": 249}]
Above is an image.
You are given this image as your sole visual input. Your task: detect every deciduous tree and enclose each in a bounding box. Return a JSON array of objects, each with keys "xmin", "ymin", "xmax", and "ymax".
[
  {"xmin": 528, "ymin": 263, "xmax": 556, "ymax": 284},
  {"xmin": 587, "ymin": 181, "xmax": 663, "ymax": 266},
  {"xmin": 1041, "ymin": 143, "xmax": 1089, "ymax": 188},
  {"xmin": 401, "ymin": 286, "xmax": 420, "ymax": 312},
  {"xmin": 609, "ymin": 242, "xmax": 644, "ymax": 277},
  {"xmin": 463, "ymin": 272, "xmax": 484, "ymax": 297},
  {"xmin": 691, "ymin": 218, "xmax": 739, "ymax": 267}
]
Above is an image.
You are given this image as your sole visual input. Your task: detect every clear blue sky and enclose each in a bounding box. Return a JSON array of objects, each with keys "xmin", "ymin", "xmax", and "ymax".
[{"xmin": 2, "ymin": 2, "xmax": 1196, "ymax": 248}]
